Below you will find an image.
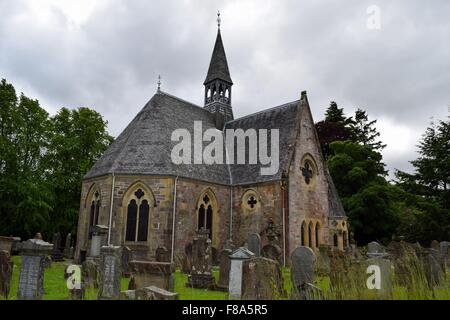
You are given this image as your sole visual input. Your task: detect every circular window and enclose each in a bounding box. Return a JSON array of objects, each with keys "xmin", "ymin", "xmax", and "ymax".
[
  {"xmin": 301, "ymin": 155, "xmax": 318, "ymax": 186},
  {"xmin": 242, "ymin": 190, "xmax": 261, "ymax": 211}
]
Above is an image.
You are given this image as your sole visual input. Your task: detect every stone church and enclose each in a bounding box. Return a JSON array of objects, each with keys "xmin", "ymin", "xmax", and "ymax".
[{"xmin": 75, "ymin": 21, "xmax": 348, "ymax": 265}]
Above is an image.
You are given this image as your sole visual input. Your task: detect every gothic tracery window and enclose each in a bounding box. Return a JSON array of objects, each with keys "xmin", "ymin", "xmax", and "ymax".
[
  {"xmin": 88, "ymin": 191, "xmax": 101, "ymax": 239},
  {"xmin": 301, "ymin": 155, "xmax": 318, "ymax": 186},
  {"xmin": 125, "ymin": 188, "xmax": 151, "ymax": 242}
]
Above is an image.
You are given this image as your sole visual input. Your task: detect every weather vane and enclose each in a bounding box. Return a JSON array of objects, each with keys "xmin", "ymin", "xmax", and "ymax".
[
  {"xmin": 217, "ymin": 11, "xmax": 221, "ymax": 29},
  {"xmin": 157, "ymin": 75, "xmax": 161, "ymax": 92}
]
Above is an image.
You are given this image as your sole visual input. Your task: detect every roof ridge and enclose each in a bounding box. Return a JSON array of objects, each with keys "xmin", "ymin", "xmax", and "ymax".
[
  {"xmin": 158, "ymin": 90, "xmax": 206, "ymax": 110},
  {"xmin": 226, "ymin": 99, "xmax": 300, "ymax": 124}
]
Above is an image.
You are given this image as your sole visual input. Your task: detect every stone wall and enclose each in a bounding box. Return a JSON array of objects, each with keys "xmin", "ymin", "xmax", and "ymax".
[{"xmin": 287, "ymin": 102, "xmax": 331, "ymax": 258}]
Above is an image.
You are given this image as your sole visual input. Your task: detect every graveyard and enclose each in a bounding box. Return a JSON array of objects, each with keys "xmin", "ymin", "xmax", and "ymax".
[{"xmin": 1, "ymin": 234, "xmax": 449, "ymax": 300}]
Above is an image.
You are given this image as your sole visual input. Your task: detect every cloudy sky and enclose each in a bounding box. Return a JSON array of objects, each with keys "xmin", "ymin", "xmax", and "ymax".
[{"xmin": 1, "ymin": 0, "xmax": 449, "ymax": 178}]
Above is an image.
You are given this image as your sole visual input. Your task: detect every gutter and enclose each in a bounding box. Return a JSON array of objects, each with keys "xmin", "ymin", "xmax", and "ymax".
[{"xmin": 171, "ymin": 176, "xmax": 179, "ymax": 264}]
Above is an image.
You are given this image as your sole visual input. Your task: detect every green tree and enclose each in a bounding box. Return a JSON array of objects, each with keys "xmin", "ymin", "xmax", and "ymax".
[
  {"xmin": 350, "ymin": 109, "xmax": 386, "ymax": 151},
  {"xmin": 45, "ymin": 107, "xmax": 113, "ymax": 235},
  {"xmin": 395, "ymin": 115, "xmax": 450, "ymax": 242}
]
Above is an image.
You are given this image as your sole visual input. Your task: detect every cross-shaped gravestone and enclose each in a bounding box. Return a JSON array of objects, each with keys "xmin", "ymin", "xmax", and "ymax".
[
  {"xmin": 247, "ymin": 196, "xmax": 257, "ymax": 208},
  {"xmin": 301, "ymin": 162, "xmax": 313, "ymax": 184},
  {"xmin": 134, "ymin": 189, "xmax": 145, "ymax": 199}
]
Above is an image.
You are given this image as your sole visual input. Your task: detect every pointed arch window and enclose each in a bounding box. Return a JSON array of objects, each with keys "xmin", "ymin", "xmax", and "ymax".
[
  {"xmin": 197, "ymin": 191, "xmax": 215, "ymax": 240},
  {"xmin": 125, "ymin": 188, "xmax": 151, "ymax": 242},
  {"xmin": 88, "ymin": 191, "xmax": 101, "ymax": 239},
  {"xmin": 308, "ymin": 222, "xmax": 313, "ymax": 248},
  {"xmin": 333, "ymin": 234, "xmax": 338, "ymax": 247},
  {"xmin": 315, "ymin": 222, "xmax": 320, "ymax": 247},
  {"xmin": 301, "ymin": 221, "xmax": 306, "ymax": 246}
]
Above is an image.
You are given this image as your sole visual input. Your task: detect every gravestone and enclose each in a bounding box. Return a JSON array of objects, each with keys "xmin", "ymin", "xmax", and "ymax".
[
  {"xmin": 440, "ymin": 241, "xmax": 450, "ymax": 269},
  {"xmin": 82, "ymin": 259, "xmax": 99, "ymax": 289},
  {"xmin": 0, "ymin": 250, "xmax": 13, "ymax": 299},
  {"xmin": 51, "ymin": 233, "xmax": 64, "ymax": 261},
  {"xmin": 90, "ymin": 225, "xmax": 109, "ymax": 258},
  {"xmin": 241, "ymin": 257, "xmax": 285, "ymax": 300},
  {"xmin": 136, "ymin": 286, "xmax": 179, "ymax": 300},
  {"xmin": 186, "ymin": 230, "xmax": 215, "ymax": 289},
  {"xmin": 430, "ymin": 240, "xmax": 440, "ymax": 251},
  {"xmin": 34, "ymin": 233, "xmax": 43, "ymax": 240},
  {"xmin": 316, "ymin": 245, "xmax": 331, "ymax": 275},
  {"xmin": 0, "ymin": 236, "xmax": 14, "ymax": 255},
  {"xmin": 182, "ymin": 243, "xmax": 193, "ymax": 273},
  {"xmin": 425, "ymin": 251, "xmax": 444, "ymax": 286},
  {"xmin": 129, "ymin": 260, "xmax": 175, "ymax": 291},
  {"xmin": 228, "ymin": 247, "xmax": 254, "ymax": 299},
  {"xmin": 367, "ymin": 241, "xmax": 386, "ymax": 258},
  {"xmin": 365, "ymin": 256, "xmax": 393, "ymax": 298},
  {"xmin": 155, "ymin": 246, "xmax": 170, "ymax": 262},
  {"xmin": 17, "ymin": 239, "xmax": 53, "ymax": 300},
  {"xmin": 120, "ymin": 290, "xmax": 136, "ymax": 300},
  {"xmin": 261, "ymin": 244, "xmax": 282, "ymax": 264},
  {"xmin": 98, "ymin": 246, "xmax": 122, "ymax": 300},
  {"xmin": 290, "ymin": 246, "xmax": 316, "ymax": 299},
  {"xmin": 122, "ymin": 246, "xmax": 132, "ymax": 277},
  {"xmin": 216, "ymin": 249, "xmax": 232, "ymax": 291},
  {"xmin": 11, "ymin": 237, "xmax": 21, "ymax": 255},
  {"xmin": 247, "ymin": 233, "xmax": 261, "ymax": 257},
  {"xmin": 63, "ymin": 233, "xmax": 73, "ymax": 259}
]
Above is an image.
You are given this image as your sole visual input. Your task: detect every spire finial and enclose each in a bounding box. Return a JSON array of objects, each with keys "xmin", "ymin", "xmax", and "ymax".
[
  {"xmin": 217, "ymin": 10, "xmax": 221, "ymax": 29},
  {"xmin": 157, "ymin": 75, "xmax": 161, "ymax": 92}
]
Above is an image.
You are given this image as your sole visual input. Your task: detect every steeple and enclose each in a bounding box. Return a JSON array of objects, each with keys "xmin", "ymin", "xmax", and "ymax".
[{"xmin": 204, "ymin": 11, "xmax": 234, "ymax": 124}]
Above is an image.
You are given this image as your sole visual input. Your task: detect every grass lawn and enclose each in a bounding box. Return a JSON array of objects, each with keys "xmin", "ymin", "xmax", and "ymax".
[{"xmin": 5, "ymin": 256, "xmax": 450, "ymax": 300}]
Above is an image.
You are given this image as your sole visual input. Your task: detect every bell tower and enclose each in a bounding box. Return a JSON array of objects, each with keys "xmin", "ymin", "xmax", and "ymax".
[{"xmin": 204, "ymin": 12, "xmax": 234, "ymax": 124}]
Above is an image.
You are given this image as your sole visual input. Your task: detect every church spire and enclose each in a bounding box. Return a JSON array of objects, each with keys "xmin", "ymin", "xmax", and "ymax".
[{"xmin": 204, "ymin": 11, "xmax": 233, "ymax": 124}]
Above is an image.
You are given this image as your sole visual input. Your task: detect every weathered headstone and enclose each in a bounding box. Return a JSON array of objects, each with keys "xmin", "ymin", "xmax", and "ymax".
[
  {"xmin": 228, "ymin": 247, "xmax": 254, "ymax": 299},
  {"xmin": 186, "ymin": 230, "xmax": 215, "ymax": 289},
  {"xmin": 247, "ymin": 233, "xmax": 261, "ymax": 257},
  {"xmin": 63, "ymin": 233, "xmax": 73, "ymax": 259},
  {"xmin": 261, "ymin": 243, "xmax": 282, "ymax": 264},
  {"xmin": 136, "ymin": 286, "xmax": 179, "ymax": 300},
  {"xmin": 0, "ymin": 237, "xmax": 14, "ymax": 255},
  {"xmin": 241, "ymin": 257, "xmax": 285, "ymax": 300},
  {"xmin": 51, "ymin": 233, "xmax": 64, "ymax": 261},
  {"xmin": 182, "ymin": 243, "xmax": 193, "ymax": 273},
  {"xmin": 216, "ymin": 249, "xmax": 232, "ymax": 291},
  {"xmin": 17, "ymin": 239, "xmax": 53, "ymax": 300},
  {"xmin": 440, "ymin": 241, "xmax": 450, "ymax": 269},
  {"xmin": 129, "ymin": 260, "xmax": 175, "ymax": 291},
  {"xmin": 98, "ymin": 246, "xmax": 122, "ymax": 300},
  {"xmin": 122, "ymin": 246, "xmax": 132, "ymax": 277},
  {"xmin": 316, "ymin": 245, "xmax": 331, "ymax": 275},
  {"xmin": 120, "ymin": 290, "xmax": 136, "ymax": 300},
  {"xmin": 367, "ymin": 241, "xmax": 386, "ymax": 258},
  {"xmin": 425, "ymin": 251, "xmax": 444, "ymax": 286},
  {"xmin": 290, "ymin": 246, "xmax": 316, "ymax": 299},
  {"xmin": 11, "ymin": 237, "xmax": 21, "ymax": 255},
  {"xmin": 365, "ymin": 256, "xmax": 393, "ymax": 298},
  {"xmin": 82, "ymin": 258, "xmax": 99, "ymax": 289},
  {"xmin": 155, "ymin": 246, "xmax": 170, "ymax": 262},
  {"xmin": 0, "ymin": 250, "xmax": 13, "ymax": 299},
  {"xmin": 90, "ymin": 225, "xmax": 109, "ymax": 258}
]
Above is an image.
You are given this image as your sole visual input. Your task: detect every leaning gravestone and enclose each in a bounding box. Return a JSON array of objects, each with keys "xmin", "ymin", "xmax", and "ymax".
[
  {"xmin": 247, "ymin": 233, "xmax": 261, "ymax": 257},
  {"xmin": 17, "ymin": 239, "xmax": 53, "ymax": 300},
  {"xmin": 186, "ymin": 230, "xmax": 215, "ymax": 289},
  {"xmin": 216, "ymin": 249, "xmax": 232, "ymax": 291},
  {"xmin": 0, "ymin": 250, "xmax": 13, "ymax": 299},
  {"xmin": 228, "ymin": 247, "xmax": 254, "ymax": 299},
  {"xmin": 241, "ymin": 257, "xmax": 285, "ymax": 300},
  {"xmin": 290, "ymin": 246, "xmax": 316, "ymax": 299},
  {"xmin": 129, "ymin": 260, "xmax": 175, "ymax": 291},
  {"xmin": 98, "ymin": 246, "xmax": 122, "ymax": 300}
]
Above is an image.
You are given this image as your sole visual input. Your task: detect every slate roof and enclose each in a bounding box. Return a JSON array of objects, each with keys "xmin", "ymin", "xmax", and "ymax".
[
  {"xmin": 84, "ymin": 92, "xmax": 231, "ymax": 184},
  {"xmin": 204, "ymin": 30, "xmax": 233, "ymax": 85},
  {"xmin": 224, "ymin": 100, "xmax": 301, "ymax": 185}
]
